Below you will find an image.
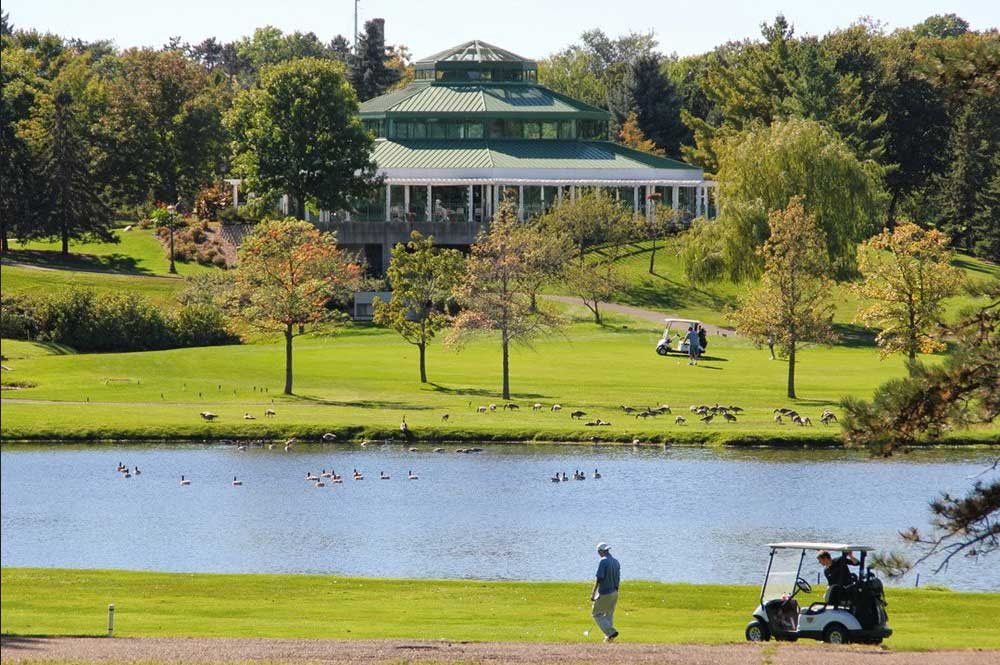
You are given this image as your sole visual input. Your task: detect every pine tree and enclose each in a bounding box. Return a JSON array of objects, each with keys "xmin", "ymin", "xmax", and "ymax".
[
  {"xmin": 37, "ymin": 90, "xmax": 113, "ymax": 255},
  {"xmin": 351, "ymin": 19, "xmax": 398, "ymax": 102}
]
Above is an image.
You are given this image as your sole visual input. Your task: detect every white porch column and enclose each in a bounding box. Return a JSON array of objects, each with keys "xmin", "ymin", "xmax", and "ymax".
[
  {"xmin": 385, "ymin": 185, "xmax": 391, "ymax": 222},
  {"xmin": 518, "ymin": 185, "xmax": 524, "ymax": 221},
  {"xmin": 494, "ymin": 183, "xmax": 500, "ymax": 214},
  {"xmin": 570, "ymin": 185, "xmax": 576, "ymax": 202},
  {"xmin": 426, "ymin": 184, "xmax": 432, "ymax": 222},
  {"xmin": 672, "ymin": 185, "xmax": 679, "ymax": 210},
  {"xmin": 468, "ymin": 185, "xmax": 474, "ymax": 223},
  {"xmin": 633, "ymin": 186, "xmax": 639, "ymax": 215},
  {"xmin": 557, "ymin": 187, "xmax": 563, "ymax": 205},
  {"xmin": 230, "ymin": 181, "xmax": 239, "ymax": 209},
  {"xmin": 404, "ymin": 185, "xmax": 410, "ymax": 218}
]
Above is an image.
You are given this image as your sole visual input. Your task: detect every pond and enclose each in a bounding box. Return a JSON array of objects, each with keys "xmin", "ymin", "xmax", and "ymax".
[{"xmin": 1, "ymin": 443, "xmax": 997, "ymax": 591}]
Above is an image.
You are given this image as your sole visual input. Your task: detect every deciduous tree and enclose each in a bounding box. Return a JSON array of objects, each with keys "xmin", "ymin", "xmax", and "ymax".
[
  {"xmin": 731, "ymin": 198, "xmax": 836, "ymax": 398},
  {"xmin": 373, "ymin": 231, "xmax": 464, "ymax": 383},
  {"xmin": 227, "ymin": 58, "xmax": 377, "ymax": 220},
  {"xmin": 853, "ymin": 222, "xmax": 965, "ymax": 361},
  {"xmin": 564, "ymin": 250, "xmax": 627, "ymax": 325},
  {"xmin": 450, "ymin": 203, "xmax": 563, "ymax": 400},
  {"xmin": 230, "ymin": 218, "xmax": 361, "ymax": 395},
  {"xmin": 537, "ymin": 190, "xmax": 631, "ymax": 261}
]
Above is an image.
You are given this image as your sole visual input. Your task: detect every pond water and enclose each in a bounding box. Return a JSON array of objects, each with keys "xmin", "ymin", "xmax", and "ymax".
[{"xmin": 1, "ymin": 443, "xmax": 997, "ymax": 591}]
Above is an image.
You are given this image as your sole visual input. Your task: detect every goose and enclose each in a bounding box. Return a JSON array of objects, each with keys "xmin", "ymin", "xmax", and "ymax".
[
  {"xmin": 232, "ymin": 476, "xmax": 242, "ymax": 486},
  {"xmin": 322, "ymin": 432, "xmax": 337, "ymax": 441},
  {"xmin": 380, "ymin": 471, "xmax": 390, "ymax": 480},
  {"xmin": 180, "ymin": 475, "xmax": 191, "ymax": 485},
  {"xmin": 306, "ymin": 472, "xmax": 320, "ymax": 481},
  {"xmin": 321, "ymin": 469, "xmax": 332, "ymax": 478},
  {"xmin": 408, "ymin": 470, "xmax": 419, "ymax": 480},
  {"xmin": 433, "ymin": 447, "xmax": 444, "ymax": 453},
  {"xmin": 533, "ymin": 403, "xmax": 543, "ymax": 411},
  {"xmin": 560, "ymin": 472, "xmax": 569, "ymax": 482},
  {"xmin": 477, "ymin": 405, "xmax": 488, "ymax": 413},
  {"xmin": 441, "ymin": 414, "xmax": 449, "ymax": 422},
  {"xmin": 315, "ymin": 480, "xmax": 325, "ymax": 487},
  {"xmin": 124, "ymin": 468, "xmax": 132, "ymax": 478},
  {"xmin": 268, "ymin": 443, "xmax": 276, "ymax": 450},
  {"xmin": 632, "ymin": 438, "xmax": 641, "ymax": 446},
  {"xmin": 700, "ymin": 414, "xmax": 714, "ymax": 423},
  {"xmin": 675, "ymin": 416, "xmax": 686, "ymax": 425},
  {"xmin": 264, "ymin": 409, "xmax": 276, "ymax": 417},
  {"xmin": 723, "ymin": 412, "xmax": 738, "ymax": 422},
  {"xmin": 409, "ymin": 447, "xmax": 419, "ymax": 452},
  {"xmin": 200, "ymin": 411, "xmax": 218, "ymax": 421},
  {"xmin": 551, "ymin": 404, "xmax": 562, "ymax": 412},
  {"xmin": 593, "ymin": 469, "xmax": 602, "ymax": 479},
  {"xmin": 550, "ymin": 473, "xmax": 561, "ymax": 482},
  {"xmin": 399, "ymin": 417, "xmax": 409, "ymax": 434},
  {"xmin": 243, "ymin": 413, "xmax": 255, "ymax": 420},
  {"xmin": 237, "ymin": 444, "xmax": 247, "ymax": 451},
  {"xmin": 134, "ymin": 466, "xmax": 141, "ymax": 475}
]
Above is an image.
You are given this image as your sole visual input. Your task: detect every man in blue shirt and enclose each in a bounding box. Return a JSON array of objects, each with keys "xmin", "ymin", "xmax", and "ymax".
[{"xmin": 590, "ymin": 542, "xmax": 620, "ymax": 642}]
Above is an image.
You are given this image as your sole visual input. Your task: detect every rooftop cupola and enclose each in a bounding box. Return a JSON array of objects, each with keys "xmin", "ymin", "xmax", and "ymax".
[{"xmin": 414, "ymin": 40, "xmax": 538, "ymax": 82}]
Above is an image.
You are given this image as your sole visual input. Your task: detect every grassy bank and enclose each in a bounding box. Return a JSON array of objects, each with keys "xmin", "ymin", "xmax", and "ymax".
[
  {"xmin": 3, "ymin": 312, "xmax": 998, "ymax": 443},
  {"xmin": 2, "ymin": 568, "xmax": 998, "ymax": 651}
]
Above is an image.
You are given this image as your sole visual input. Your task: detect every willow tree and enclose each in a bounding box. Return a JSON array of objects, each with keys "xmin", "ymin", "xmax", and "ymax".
[
  {"xmin": 450, "ymin": 203, "xmax": 563, "ymax": 400},
  {"xmin": 731, "ymin": 198, "xmax": 836, "ymax": 398},
  {"xmin": 853, "ymin": 222, "xmax": 965, "ymax": 361},
  {"xmin": 706, "ymin": 117, "xmax": 884, "ymax": 281},
  {"xmin": 231, "ymin": 218, "xmax": 361, "ymax": 395},
  {"xmin": 373, "ymin": 231, "xmax": 464, "ymax": 384}
]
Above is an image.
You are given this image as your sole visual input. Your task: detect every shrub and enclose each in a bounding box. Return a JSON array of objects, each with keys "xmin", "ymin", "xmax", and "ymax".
[
  {"xmin": 8, "ymin": 290, "xmax": 238, "ymax": 352},
  {"xmin": 194, "ymin": 184, "xmax": 232, "ymax": 221}
]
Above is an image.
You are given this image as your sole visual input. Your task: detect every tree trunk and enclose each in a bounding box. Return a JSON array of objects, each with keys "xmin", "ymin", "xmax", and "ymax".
[
  {"xmin": 649, "ymin": 237, "xmax": 657, "ymax": 274},
  {"xmin": 530, "ymin": 291, "xmax": 538, "ymax": 313},
  {"xmin": 886, "ymin": 190, "xmax": 899, "ymax": 231},
  {"xmin": 284, "ymin": 323, "xmax": 294, "ymax": 395},
  {"xmin": 786, "ymin": 341, "xmax": 797, "ymax": 399},
  {"xmin": 61, "ymin": 221, "xmax": 69, "ymax": 256},
  {"xmin": 592, "ymin": 301, "xmax": 602, "ymax": 325},
  {"xmin": 418, "ymin": 342, "xmax": 427, "ymax": 383},
  {"xmin": 501, "ymin": 334, "xmax": 510, "ymax": 400},
  {"xmin": 1, "ymin": 222, "xmax": 8, "ymax": 252},
  {"xmin": 168, "ymin": 228, "xmax": 177, "ymax": 274}
]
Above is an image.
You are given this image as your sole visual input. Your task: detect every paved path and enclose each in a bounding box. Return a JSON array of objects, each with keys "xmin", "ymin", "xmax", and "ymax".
[
  {"xmin": 542, "ymin": 295, "xmax": 736, "ymax": 336},
  {"xmin": 2, "ymin": 636, "xmax": 996, "ymax": 664}
]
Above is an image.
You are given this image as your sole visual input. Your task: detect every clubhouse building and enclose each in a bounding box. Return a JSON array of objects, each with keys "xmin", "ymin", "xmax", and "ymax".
[{"xmin": 300, "ymin": 40, "xmax": 717, "ymax": 272}]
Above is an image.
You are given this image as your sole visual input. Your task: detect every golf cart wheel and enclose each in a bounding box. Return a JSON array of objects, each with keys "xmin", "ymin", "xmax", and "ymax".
[
  {"xmin": 745, "ymin": 620, "xmax": 770, "ymax": 642},
  {"xmin": 823, "ymin": 623, "xmax": 849, "ymax": 644},
  {"xmin": 656, "ymin": 345, "xmax": 669, "ymax": 356}
]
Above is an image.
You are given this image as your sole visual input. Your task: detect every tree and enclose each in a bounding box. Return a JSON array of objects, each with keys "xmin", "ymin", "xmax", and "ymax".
[
  {"xmin": 227, "ymin": 58, "xmax": 377, "ymax": 221},
  {"xmin": 0, "ymin": 44, "xmax": 42, "ymax": 252},
  {"xmin": 102, "ymin": 48, "xmax": 227, "ymax": 208},
  {"xmin": 351, "ymin": 19, "xmax": 399, "ymax": 102},
  {"xmin": 373, "ymin": 231, "xmax": 464, "ymax": 383},
  {"xmin": 705, "ymin": 118, "xmax": 884, "ymax": 280},
  {"xmin": 731, "ymin": 198, "xmax": 836, "ymax": 398},
  {"xmin": 450, "ymin": 203, "xmax": 563, "ymax": 400},
  {"xmin": 913, "ymin": 14, "xmax": 970, "ymax": 39},
  {"xmin": 564, "ymin": 249, "xmax": 627, "ymax": 324},
  {"xmin": 538, "ymin": 47, "xmax": 607, "ymax": 110},
  {"xmin": 536, "ymin": 190, "xmax": 632, "ymax": 261},
  {"xmin": 853, "ymin": 222, "xmax": 965, "ymax": 361},
  {"xmin": 627, "ymin": 54, "xmax": 685, "ymax": 155},
  {"xmin": 230, "ymin": 219, "xmax": 361, "ymax": 395},
  {"xmin": 518, "ymin": 221, "xmax": 574, "ymax": 312},
  {"xmin": 842, "ymin": 281, "xmax": 998, "ymax": 575},
  {"xmin": 35, "ymin": 89, "xmax": 113, "ymax": 255},
  {"xmin": 635, "ymin": 204, "xmax": 683, "ymax": 274},
  {"xmin": 618, "ymin": 112, "xmax": 663, "ymax": 155}
]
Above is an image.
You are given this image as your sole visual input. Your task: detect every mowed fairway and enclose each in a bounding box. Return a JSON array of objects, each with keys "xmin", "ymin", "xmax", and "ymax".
[
  {"xmin": 2, "ymin": 568, "xmax": 998, "ymax": 652},
  {"xmin": 3, "ymin": 309, "xmax": 997, "ymax": 443}
]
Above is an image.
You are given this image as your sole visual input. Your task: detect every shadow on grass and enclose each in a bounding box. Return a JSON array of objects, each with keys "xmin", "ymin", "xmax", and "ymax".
[
  {"xmin": 833, "ymin": 323, "xmax": 879, "ymax": 348},
  {"xmin": 426, "ymin": 383, "xmax": 549, "ymax": 400},
  {"xmin": 952, "ymin": 256, "xmax": 997, "ymax": 276},
  {"xmin": 2, "ymin": 249, "xmax": 153, "ymax": 275},
  {"xmin": 34, "ymin": 341, "xmax": 77, "ymax": 356},
  {"xmin": 292, "ymin": 394, "xmax": 434, "ymax": 410}
]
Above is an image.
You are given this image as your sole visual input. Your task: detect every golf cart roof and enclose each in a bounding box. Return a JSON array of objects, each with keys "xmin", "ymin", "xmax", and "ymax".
[
  {"xmin": 768, "ymin": 542, "xmax": 875, "ymax": 552},
  {"xmin": 664, "ymin": 318, "xmax": 701, "ymax": 325}
]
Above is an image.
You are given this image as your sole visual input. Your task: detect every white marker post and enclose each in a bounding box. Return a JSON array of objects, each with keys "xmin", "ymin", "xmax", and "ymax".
[{"xmin": 107, "ymin": 604, "xmax": 115, "ymax": 637}]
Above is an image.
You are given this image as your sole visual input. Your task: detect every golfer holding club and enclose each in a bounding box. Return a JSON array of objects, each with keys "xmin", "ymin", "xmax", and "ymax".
[{"xmin": 590, "ymin": 542, "xmax": 620, "ymax": 642}]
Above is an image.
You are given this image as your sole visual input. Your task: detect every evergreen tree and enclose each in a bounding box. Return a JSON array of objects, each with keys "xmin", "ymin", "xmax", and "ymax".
[
  {"xmin": 351, "ymin": 19, "xmax": 398, "ymax": 102},
  {"xmin": 37, "ymin": 90, "xmax": 114, "ymax": 255},
  {"xmin": 630, "ymin": 54, "xmax": 685, "ymax": 156},
  {"xmin": 0, "ymin": 44, "xmax": 42, "ymax": 251}
]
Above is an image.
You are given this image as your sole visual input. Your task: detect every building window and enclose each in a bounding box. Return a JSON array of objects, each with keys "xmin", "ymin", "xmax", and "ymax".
[
  {"xmin": 504, "ymin": 119, "xmax": 524, "ymax": 139},
  {"xmin": 524, "ymin": 121, "xmax": 541, "ymax": 140},
  {"xmin": 559, "ymin": 120, "xmax": 575, "ymax": 139},
  {"xmin": 488, "ymin": 119, "xmax": 504, "ymax": 139},
  {"xmin": 541, "ymin": 121, "xmax": 558, "ymax": 139},
  {"xmin": 578, "ymin": 119, "xmax": 608, "ymax": 140}
]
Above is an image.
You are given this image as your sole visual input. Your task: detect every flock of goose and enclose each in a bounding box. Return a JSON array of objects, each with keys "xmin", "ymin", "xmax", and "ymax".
[{"xmin": 551, "ymin": 469, "xmax": 602, "ymax": 482}]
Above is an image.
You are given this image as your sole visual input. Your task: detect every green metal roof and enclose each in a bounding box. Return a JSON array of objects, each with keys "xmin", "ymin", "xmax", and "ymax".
[
  {"xmin": 361, "ymin": 82, "xmax": 609, "ymax": 119},
  {"xmin": 372, "ymin": 140, "xmax": 697, "ymax": 171}
]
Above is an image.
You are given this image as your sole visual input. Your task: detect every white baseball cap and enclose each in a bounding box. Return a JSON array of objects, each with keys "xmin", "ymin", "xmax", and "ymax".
[{"xmin": 596, "ymin": 542, "xmax": 611, "ymax": 552}]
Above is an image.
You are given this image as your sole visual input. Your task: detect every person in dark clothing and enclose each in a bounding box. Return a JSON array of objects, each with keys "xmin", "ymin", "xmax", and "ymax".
[{"xmin": 818, "ymin": 550, "xmax": 858, "ymax": 606}]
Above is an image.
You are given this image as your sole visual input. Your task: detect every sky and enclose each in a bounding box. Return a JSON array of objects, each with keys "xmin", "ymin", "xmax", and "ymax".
[{"xmin": 4, "ymin": 0, "xmax": 998, "ymax": 59}]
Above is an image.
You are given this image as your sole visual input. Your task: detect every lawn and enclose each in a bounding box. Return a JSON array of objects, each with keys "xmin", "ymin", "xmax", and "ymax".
[
  {"xmin": 1, "ymin": 226, "xmax": 221, "ymax": 306},
  {"xmin": 595, "ymin": 238, "xmax": 1000, "ymax": 329},
  {"xmin": 1, "ymin": 568, "xmax": 997, "ymax": 651},
  {"xmin": 2, "ymin": 306, "xmax": 997, "ymax": 443}
]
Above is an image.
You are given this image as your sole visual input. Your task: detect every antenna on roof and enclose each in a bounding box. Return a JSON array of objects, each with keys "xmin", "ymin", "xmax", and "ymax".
[{"xmin": 354, "ymin": 0, "xmax": 360, "ymax": 55}]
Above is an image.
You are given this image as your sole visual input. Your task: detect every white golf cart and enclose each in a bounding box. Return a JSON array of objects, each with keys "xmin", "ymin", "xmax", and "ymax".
[
  {"xmin": 745, "ymin": 542, "xmax": 892, "ymax": 645},
  {"xmin": 655, "ymin": 318, "xmax": 706, "ymax": 356}
]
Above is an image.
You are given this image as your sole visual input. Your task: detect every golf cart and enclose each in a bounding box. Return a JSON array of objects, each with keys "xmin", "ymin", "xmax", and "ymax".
[
  {"xmin": 655, "ymin": 318, "xmax": 706, "ymax": 356},
  {"xmin": 745, "ymin": 542, "xmax": 892, "ymax": 645}
]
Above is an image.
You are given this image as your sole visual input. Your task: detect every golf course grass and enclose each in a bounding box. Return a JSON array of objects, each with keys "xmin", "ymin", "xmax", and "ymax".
[
  {"xmin": 2, "ymin": 568, "xmax": 997, "ymax": 651},
  {"xmin": 3, "ymin": 308, "xmax": 997, "ymax": 443}
]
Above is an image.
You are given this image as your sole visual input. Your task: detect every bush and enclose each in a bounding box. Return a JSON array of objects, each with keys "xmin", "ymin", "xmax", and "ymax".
[
  {"xmin": 0, "ymin": 294, "xmax": 39, "ymax": 340},
  {"xmin": 6, "ymin": 290, "xmax": 238, "ymax": 352},
  {"xmin": 194, "ymin": 184, "xmax": 232, "ymax": 221}
]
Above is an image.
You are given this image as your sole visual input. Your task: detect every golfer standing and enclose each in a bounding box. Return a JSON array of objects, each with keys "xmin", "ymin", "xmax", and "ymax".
[{"xmin": 590, "ymin": 542, "xmax": 620, "ymax": 642}]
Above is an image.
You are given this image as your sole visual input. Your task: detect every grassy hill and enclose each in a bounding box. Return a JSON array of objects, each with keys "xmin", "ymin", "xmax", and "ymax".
[{"xmin": 1, "ymin": 225, "xmax": 222, "ymax": 306}]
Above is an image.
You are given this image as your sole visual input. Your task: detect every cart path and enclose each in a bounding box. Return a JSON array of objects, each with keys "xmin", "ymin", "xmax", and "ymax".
[
  {"xmin": 542, "ymin": 295, "xmax": 737, "ymax": 336},
  {"xmin": 1, "ymin": 636, "xmax": 995, "ymax": 664}
]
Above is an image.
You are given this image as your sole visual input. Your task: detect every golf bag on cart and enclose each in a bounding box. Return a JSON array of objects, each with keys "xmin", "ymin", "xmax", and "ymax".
[{"xmin": 851, "ymin": 572, "xmax": 889, "ymax": 633}]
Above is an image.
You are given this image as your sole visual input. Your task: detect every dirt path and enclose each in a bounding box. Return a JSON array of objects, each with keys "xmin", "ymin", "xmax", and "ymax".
[
  {"xmin": 541, "ymin": 295, "xmax": 736, "ymax": 336},
  {"xmin": 1, "ymin": 636, "xmax": 995, "ymax": 664}
]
